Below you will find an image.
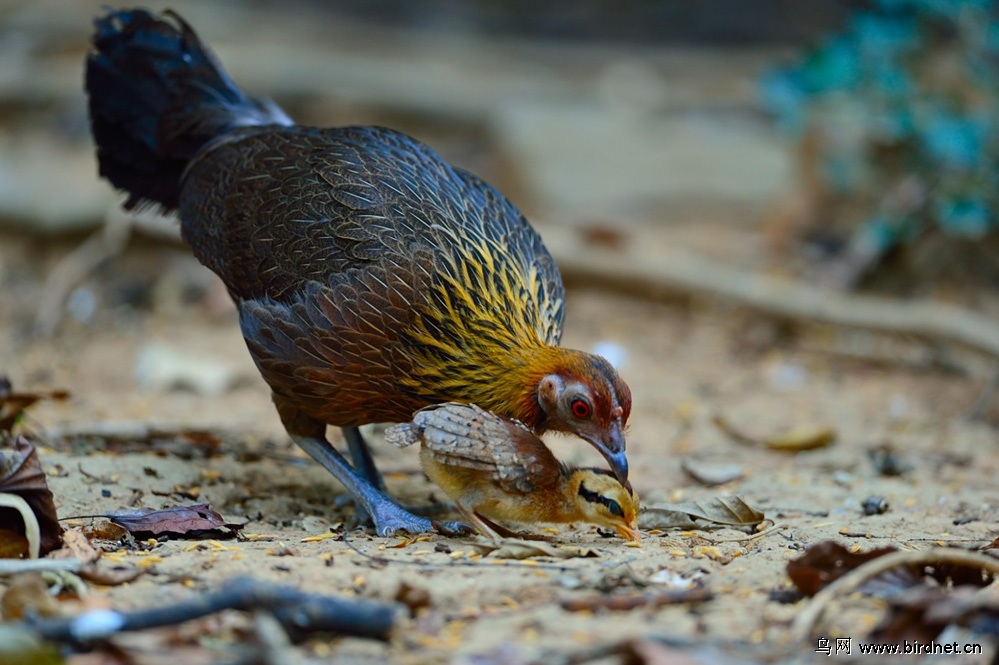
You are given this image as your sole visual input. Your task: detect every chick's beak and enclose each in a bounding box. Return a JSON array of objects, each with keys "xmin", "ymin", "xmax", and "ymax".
[
  {"xmin": 616, "ymin": 521, "xmax": 641, "ymax": 543},
  {"xmin": 584, "ymin": 418, "xmax": 629, "ymax": 484}
]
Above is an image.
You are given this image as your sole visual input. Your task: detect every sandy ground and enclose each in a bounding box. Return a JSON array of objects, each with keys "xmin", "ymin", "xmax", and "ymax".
[{"xmin": 2, "ymin": 226, "xmax": 998, "ymax": 664}]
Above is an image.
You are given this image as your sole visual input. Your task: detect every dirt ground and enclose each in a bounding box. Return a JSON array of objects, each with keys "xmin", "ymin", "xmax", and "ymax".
[{"xmin": 2, "ymin": 224, "xmax": 999, "ymax": 663}]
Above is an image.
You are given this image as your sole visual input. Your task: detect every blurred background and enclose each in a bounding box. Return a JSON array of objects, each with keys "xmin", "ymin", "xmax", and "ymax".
[{"xmin": 1, "ymin": 0, "xmax": 997, "ymax": 427}]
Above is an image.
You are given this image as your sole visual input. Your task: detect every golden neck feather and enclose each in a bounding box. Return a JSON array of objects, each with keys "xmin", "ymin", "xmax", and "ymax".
[{"xmin": 397, "ymin": 243, "xmax": 579, "ymax": 428}]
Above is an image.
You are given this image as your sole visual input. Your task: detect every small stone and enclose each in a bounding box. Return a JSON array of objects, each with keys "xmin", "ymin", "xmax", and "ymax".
[{"xmin": 861, "ymin": 496, "xmax": 889, "ymax": 516}]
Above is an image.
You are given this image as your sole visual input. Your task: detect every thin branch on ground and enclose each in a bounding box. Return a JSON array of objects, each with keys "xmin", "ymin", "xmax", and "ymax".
[
  {"xmin": 0, "ymin": 559, "xmax": 81, "ymax": 575},
  {"xmin": 19, "ymin": 575, "xmax": 396, "ymax": 645},
  {"xmin": 699, "ymin": 522, "xmax": 784, "ymax": 545}
]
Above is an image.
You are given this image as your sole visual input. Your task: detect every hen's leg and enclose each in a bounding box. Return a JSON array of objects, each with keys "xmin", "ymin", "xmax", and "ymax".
[
  {"xmin": 342, "ymin": 426, "xmax": 453, "ymax": 519},
  {"xmin": 278, "ymin": 402, "xmax": 466, "ymax": 536},
  {"xmin": 342, "ymin": 426, "xmax": 386, "ymax": 491}
]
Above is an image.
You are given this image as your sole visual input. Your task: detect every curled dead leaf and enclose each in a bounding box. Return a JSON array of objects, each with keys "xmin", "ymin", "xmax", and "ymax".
[
  {"xmin": 0, "ymin": 437, "xmax": 63, "ymax": 556},
  {"xmin": 787, "ymin": 541, "xmax": 898, "ymax": 596}
]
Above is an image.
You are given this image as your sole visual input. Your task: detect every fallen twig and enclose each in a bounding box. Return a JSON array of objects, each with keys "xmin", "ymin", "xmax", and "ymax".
[
  {"xmin": 21, "ymin": 575, "xmax": 396, "ymax": 645},
  {"xmin": 544, "ymin": 226, "xmax": 999, "ymax": 359},
  {"xmin": 699, "ymin": 521, "xmax": 784, "ymax": 545},
  {"xmin": 790, "ymin": 547, "xmax": 999, "ymax": 642},
  {"xmin": 0, "ymin": 559, "xmax": 82, "ymax": 575}
]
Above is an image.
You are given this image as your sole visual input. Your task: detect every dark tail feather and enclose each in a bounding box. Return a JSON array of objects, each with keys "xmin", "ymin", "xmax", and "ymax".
[{"xmin": 85, "ymin": 8, "xmax": 291, "ymax": 211}]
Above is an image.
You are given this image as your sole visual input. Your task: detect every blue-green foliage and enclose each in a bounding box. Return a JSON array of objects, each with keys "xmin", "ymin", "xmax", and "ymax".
[{"xmin": 761, "ymin": 0, "xmax": 999, "ymax": 255}]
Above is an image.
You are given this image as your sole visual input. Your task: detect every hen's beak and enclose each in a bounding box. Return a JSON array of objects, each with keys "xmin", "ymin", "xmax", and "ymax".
[{"xmin": 584, "ymin": 418, "xmax": 628, "ymax": 484}]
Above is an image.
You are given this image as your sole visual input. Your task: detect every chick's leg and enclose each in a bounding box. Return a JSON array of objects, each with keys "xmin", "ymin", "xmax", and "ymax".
[{"xmin": 454, "ymin": 505, "xmax": 503, "ymax": 544}]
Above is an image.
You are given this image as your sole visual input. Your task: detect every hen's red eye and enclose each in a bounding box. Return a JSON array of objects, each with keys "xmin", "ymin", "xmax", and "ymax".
[{"xmin": 571, "ymin": 398, "xmax": 592, "ymax": 419}]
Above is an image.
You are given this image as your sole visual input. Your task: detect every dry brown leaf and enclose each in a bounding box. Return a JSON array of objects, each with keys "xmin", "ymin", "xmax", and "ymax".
[
  {"xmin": 106, "ymin": 503, "xmax": 242, "ymax": 539},
  {"xmin": 640, "ymin": 496, "xmax": 765, "ymax": 531},
  {"xmin": 0, "ymin": 436, "xmax": 63, "ymax": 555},
  {"xmin": 82, "ymin": 520, "xmax": 131, "ymax": 543}
]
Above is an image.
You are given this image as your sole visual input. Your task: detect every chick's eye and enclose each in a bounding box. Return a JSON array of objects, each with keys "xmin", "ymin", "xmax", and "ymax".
[
  {"xmin": 603, "ymin": 499, "xmax": 624, "ymax": 518},
  {"xmin": 570, "ymin": 398, "xmax": 592, "ymax": 419}
]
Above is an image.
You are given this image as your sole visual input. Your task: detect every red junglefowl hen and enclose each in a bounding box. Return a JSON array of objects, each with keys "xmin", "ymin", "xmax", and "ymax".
[
  {"xmin": 386, "ymin": 403, "xmax": 640, "ymax": 542},
  {"xmin": 85, "ymin": 8, "xmax": 632, "ymax": 536}
]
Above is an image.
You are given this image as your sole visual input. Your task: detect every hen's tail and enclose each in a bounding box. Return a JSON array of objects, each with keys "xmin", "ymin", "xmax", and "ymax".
[{"xmin": 85, "ymin": 8, "xmax": 291, "ymax": 210}]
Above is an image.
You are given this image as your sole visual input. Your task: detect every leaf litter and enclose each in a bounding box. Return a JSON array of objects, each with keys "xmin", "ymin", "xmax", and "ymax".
[
  {"xmin": 789, "ymin": 543, "xmax": 999, "ymax": 647},
  {"xmin": 101, "ymin": 503, "xmax": 243, "ymax": 540}
]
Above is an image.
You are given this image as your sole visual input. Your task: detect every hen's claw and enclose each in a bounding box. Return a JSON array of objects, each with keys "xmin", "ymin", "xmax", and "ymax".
[{"xmin": 432, "ymin": 520, "xmax": 476, "ymax": 537}]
